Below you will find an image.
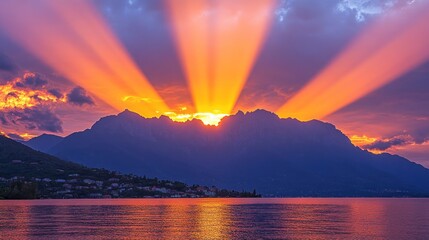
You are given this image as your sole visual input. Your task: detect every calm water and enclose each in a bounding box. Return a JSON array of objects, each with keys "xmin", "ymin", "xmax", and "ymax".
[{"xmin": 0, "ymin": 198, "xmax": 428, "ymax": 240}]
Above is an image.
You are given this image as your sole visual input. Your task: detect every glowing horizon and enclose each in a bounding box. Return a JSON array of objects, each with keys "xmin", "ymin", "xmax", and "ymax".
[
  {"xmin": 277, "ymin": 1, "xmax": 429, "ymax": 121},
  {"xmin": 166, "ymin": 112, "xmax": 229, "ymax": 126}
]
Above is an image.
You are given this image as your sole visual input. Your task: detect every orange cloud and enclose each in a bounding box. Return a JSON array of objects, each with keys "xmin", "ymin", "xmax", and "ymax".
[
  {"xmin": 3, "ymin": 132, "xmax": 36, "ymax": 141},
  {"xmin": 0, "ymin": 78, "xmax": 64, "ymax": 110},
  {"xmin": 349, "ymin": 135, "xmax": 378, "ymax": 147}
]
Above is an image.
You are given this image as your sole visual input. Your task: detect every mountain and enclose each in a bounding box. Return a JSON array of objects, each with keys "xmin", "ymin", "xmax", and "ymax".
[
  {"xmin": 38, "ymin": 109, "xmax": 429, "ymax": 197},
  {"xmin": 0, "ymin": 135, "xmax": 256, "ymax": 199},
  {"xmin": 0, "ymin": 134, "xmax": 94, "ymax": 179},
  {"xmin": 25, "ymin": 133, "xmax": 63, "ymax": 152}
]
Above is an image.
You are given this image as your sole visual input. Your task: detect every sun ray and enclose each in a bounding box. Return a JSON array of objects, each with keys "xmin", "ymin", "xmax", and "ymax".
[
  {"xmin": 166, "ymin": 0, "xmax": 212, "ymax": 113},
  {"xmin": 277, "ymin": 1, "xmax": 429, "ymax": 121},
  {"xmin": 166, "ymin": 0, "xmax": 275, "ymax": 115},
  {"xmin": 0, "ymin": 0, "xmax": 170, "ymax": 117}
]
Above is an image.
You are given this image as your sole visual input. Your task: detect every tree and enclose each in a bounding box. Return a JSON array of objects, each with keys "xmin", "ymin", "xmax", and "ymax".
[{"xmin": 4, "ymin": 181, "xmax": 38, "ymax": 199}]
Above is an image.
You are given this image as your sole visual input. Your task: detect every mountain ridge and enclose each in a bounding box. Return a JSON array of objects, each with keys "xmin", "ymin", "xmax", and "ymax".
[
  {"xmin": 26, "ymin": 109, "xmax": 429, "ymax": 197},
  {"xmin": 25, "ymin": 133, "xmax": 64, "ymax": 152}
]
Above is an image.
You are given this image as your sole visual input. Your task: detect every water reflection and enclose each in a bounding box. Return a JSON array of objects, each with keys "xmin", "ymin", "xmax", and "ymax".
[
  {"xmin": 195, "ymin": 203, "xmax": 231, "ymax": 239},
  {"xmin": 0, "ymin": 198, "xmax": 428, "ymax": 239}
]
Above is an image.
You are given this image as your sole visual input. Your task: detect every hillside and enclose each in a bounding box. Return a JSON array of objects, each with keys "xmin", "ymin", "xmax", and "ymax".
[
  {"xmin": 0, "ymin": 135, "xmax": 257, "ymax": 199},
  {"xmin": 34, "ymin": 110, "xmax": 429, "ymax": 197}
]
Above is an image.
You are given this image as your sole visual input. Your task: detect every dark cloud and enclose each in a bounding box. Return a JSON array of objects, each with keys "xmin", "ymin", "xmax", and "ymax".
[
  {"xmin": 48, "ymin": 89, "xmax": 63, "ymax": 99},
  {"xmin": 5, "ymin": 91, "xmax": 18, "ymax": 100},
  {"xmin": 9, "ymin": 107, "xmax": 63, "ymax": 133},
  {"xmin": 0, "ymin": 112, "xmax": 8, "ymax": 125},
  {"xmin": 15, "ymin": 72, "xmax": 48, "ymax": 89},
  {"xmin": 364, "ymin": 137, "xmax": 409, "ymax": 151},
  {"xmin": 0, "ymin": 53, "xmax": 16, "ymax": 72},
  {"xmin": 67, "ymin": 87, "xmax": 94, "ymax": 106}
]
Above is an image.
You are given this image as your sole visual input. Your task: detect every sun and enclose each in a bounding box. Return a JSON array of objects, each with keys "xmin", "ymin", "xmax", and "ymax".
[
  {"xmin": 165, "ymin": 112, "xmax": 228, "ymax": 126},
  {"xmin": 192, "ymin": 112, "xmax": 229, "ymax": 126}
]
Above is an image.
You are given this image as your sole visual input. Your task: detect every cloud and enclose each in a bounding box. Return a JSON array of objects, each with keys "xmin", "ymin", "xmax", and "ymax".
[
  {"xmin": 337, "ymin": 0, "xmax": 384, "ymax": 22},
  {"xmin": 0, "ymin": 112, "xmax": 7, "ymax": 125},
  {"xmin": 0, "ymin": 73, "xmax": 96, "ymax": 134},
  {"xmin": 0, "ymin": 79, "xmax": 63, "ymax": 110},
  {"xmin": 6, "ymin": 133, "xmax": 25, "ymax": 141},
  {"xmin": 275, "ymin": 0, "xmax": 292, "ymax": 22},
  {"xmin": 364, "ymin": 137, "xmax": 409, "ymax": 151},
  {"xmin": 0, "ymin": 73, "xmax": 67, "ymax": 133},
  {"xmin": 14, "ymin": 72, "xmax": 48, "ymax": 89},
  {"xmin": 66, "ymin": 87, "xmax": 94, "ymax": 106},
  {"xmin": 336, "ymin": 0, "xmax": 416, "ymax": 22},
  {"xmin": 48, "ymin": 89, "xmax": 63, "ymax": 99},
  {"xmin": 361, "ymin": 132, "xmax": 429, "ymax": 152},
  {"xmin": 1, "ymin": 106, "xmax": 63, "ymax": 133}
]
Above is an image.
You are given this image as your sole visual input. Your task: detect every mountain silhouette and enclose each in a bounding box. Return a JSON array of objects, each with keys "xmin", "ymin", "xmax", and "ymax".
[
  {"xmin": 25, "ymin": 133, "xmax": 64, "ymax": 152},
  {"xmin": 28, "ymin": 109, "xmax": 429, "ymax": 197}
]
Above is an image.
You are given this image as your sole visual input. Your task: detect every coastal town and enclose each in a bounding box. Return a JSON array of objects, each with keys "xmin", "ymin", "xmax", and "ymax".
[
  {"xmin": 0, "ymin": 160, "xmax": 259, "ymax": 199},
  {"xmin": 0, "ymin": 136, "xmax": 260, "ymax": 199}
]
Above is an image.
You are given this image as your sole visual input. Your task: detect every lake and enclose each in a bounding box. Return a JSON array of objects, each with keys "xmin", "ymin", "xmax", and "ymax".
[{"xmin": 0, "ymin": 198, "xmax": 428, "ymax": 239}]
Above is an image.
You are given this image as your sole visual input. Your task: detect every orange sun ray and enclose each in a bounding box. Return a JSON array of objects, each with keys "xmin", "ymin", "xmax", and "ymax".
[
  {"xmin": 277, "ymin": 1, "xmax": 429, "ymax": 121},
  {"xmin": 166, "ymin": 0, "xmax": 212, "ymax": 113},
  {"xmin": 166, "ymin": 0, "xmax": 275, "ymax": 115},
  {"xmin": 0, "ymin": 0, "xmax": 170, "ymax": 117}
]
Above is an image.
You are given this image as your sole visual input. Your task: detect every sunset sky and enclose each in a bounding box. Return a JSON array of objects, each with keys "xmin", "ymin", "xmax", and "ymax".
[{"xmin": 0, "ymin": 0, "xmax": 428, "ymax": 167}]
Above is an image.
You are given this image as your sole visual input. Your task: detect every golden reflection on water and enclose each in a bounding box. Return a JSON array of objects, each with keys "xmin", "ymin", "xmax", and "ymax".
[
  {"xmin": 162, "ymin": 204, "xmax": 194, "ymax": 239},
  {"xmin": 196, "ymin": 203, "xmax": 231, "ymax": 239},
  {"xmin": 0, "ymin": 198, "xmax": 429, "ymax": 239}
]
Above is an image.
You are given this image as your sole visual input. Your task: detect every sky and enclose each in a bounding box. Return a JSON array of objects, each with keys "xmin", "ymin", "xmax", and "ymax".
[{"xmin": 0, "ymin": 0, "xmax": 428, "ymax": 167}]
